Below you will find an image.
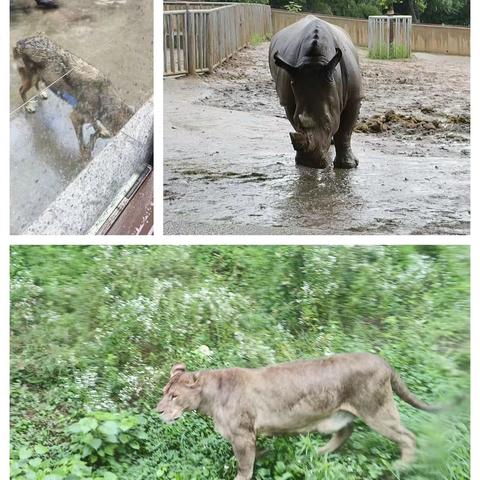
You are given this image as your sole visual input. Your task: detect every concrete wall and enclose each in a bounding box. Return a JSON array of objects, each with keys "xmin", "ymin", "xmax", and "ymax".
[
  {"xmin": 271, "ymin": 10, "xmax": 470, "ymax": 56},
  {"xmin": 25, "ymin": 98, "xmax": 153, "ymax": 235},
  {"xmin": 412, "ymin": 23, "xmax": 470, "ymax": 56}
]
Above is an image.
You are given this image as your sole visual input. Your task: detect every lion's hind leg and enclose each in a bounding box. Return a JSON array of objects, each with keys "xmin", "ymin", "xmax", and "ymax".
[
  {"xmin": 360, "ymin": 400, "xmax": 416, "ymax": 469},
  {"xmin": 316, "ymin": 411, "xmax": 355, "ymax": 455},
  {"xmin": 318, "ymin": 423, "xmax": 354, "ymax": 454}
]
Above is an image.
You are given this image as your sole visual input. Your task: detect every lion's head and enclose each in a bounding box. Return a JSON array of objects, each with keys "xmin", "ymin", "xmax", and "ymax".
[{"xmin": 156, "ymin": 363, "xmax": 202, "ymax": 423}]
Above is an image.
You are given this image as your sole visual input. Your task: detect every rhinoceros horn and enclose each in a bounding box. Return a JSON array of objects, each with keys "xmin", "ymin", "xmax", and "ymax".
[{"xmin": 290, "ymin": 132, "xmax": 309, "ymax": 152}]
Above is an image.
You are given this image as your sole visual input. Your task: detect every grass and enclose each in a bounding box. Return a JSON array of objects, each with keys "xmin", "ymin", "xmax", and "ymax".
[
  {"xmin": 249, "ymin": 32, "xmax": 271, "ymax": 46},
  {"xmin": 369, "ymin": 42, "xmax": 410, "ymax": 59}
]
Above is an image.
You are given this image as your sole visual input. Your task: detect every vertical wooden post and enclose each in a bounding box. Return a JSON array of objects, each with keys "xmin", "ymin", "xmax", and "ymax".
[
  {"xmin": 186, "ymin": 6, "xmax": 197, "ymax": 75},
  {"xmin": 206, "ymin": 12, "xmax": 214, "ymax": 72}
]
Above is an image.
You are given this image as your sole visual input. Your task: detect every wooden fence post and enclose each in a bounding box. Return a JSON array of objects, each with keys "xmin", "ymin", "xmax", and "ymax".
[
  {"xmin": 186, "ymin": 6, "xmax": 197, "ymax": 75},
  {"xmin": 206, "ymin": 12, "xmax": 214, "ymax": 72}
]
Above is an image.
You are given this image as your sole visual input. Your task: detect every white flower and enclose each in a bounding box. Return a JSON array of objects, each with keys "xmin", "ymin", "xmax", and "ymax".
[{"xmin": 197, "ymin": 345, "xmax": 213, "ymax": 357}]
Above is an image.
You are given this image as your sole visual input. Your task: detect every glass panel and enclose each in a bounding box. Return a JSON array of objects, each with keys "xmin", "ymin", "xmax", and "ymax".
[{"xmin": 10, "ymin": 0, "xmax": 153, "ymax": 234}]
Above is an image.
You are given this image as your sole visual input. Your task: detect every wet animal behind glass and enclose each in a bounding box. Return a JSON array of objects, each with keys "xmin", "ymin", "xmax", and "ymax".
[
  {"xmin": 13, "ymin": 35, "xmax": 133, "ymax": 160},
  {"xmin": 269, "ymin": 15, "xmax": 363, "ymax": 169}
]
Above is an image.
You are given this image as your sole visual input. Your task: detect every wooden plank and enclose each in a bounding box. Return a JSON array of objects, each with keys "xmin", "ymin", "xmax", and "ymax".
[
  {"xmin": 187, "ymin": 9, "xmax": 197, "ymax": 75},
  {"xmin": 163, "ymin": 14, "xmax": 168, "ymax": 73},
  {"xmin": 183, "ymin": 13, "xmax": 188, "ymax": 71},
  {"xmin": 176, "ymin": 13, "xmax": 182, "ymax": 71},
  {"xmin": 168, "ymin": 15, "xmax": 176, "ymax": 73}
]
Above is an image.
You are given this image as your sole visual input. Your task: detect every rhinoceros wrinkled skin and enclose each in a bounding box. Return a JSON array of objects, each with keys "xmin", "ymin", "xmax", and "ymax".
[{"xmin": 269, "ymin": 15, "xmax": 363, "ymax": 169}]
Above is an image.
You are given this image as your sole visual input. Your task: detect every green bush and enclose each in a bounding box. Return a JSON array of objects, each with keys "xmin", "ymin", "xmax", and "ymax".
[{"xmin": 67, "ymin": 412, "xmax": 148, "ymax": 467}]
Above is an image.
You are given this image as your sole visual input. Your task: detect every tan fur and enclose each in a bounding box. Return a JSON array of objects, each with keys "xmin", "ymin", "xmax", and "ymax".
[
  {"xmin": 157, "ymin": 353, "xmax": 439, "ymax": 480},
  {"xmin": 13, "ymin": 35, "xmax": 133, "ymax": 160}
]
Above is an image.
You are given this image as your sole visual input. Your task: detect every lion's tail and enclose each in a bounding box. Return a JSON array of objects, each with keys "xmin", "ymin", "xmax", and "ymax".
[{"xmin": 390, "ymin": 369, "xmax": 441, "ymax": 412}]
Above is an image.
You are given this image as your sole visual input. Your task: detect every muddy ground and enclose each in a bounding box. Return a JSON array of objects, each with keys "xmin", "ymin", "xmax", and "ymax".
[
  {"xmin": 164, "ymin": 42, "xmax": 469, "ymax": 235},
  {"xmin": 10, "ymin": 0, "xmax": 153, "ymax": 234}
]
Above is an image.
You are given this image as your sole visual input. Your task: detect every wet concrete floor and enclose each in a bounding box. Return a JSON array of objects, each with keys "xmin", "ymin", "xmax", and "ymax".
[
  {"xmin": 10, "ymin": 0, "xmax": 153, "ymax": 234},
  {"xmin": 164, "ymin": 44, "xmax": 470, "ymax": 235}
]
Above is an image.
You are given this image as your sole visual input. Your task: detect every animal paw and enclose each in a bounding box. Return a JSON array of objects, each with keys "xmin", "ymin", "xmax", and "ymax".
[
  {"xmin": 95, "ymin": 120, "xmax": 111, "ymax": 138},
  {"xmin": 40, "ymin": 90, "xmax": 48, "ymax": 100},
  {"xmin": 25, "ymin": 101, "xmax": 37, "ymax": 113}
]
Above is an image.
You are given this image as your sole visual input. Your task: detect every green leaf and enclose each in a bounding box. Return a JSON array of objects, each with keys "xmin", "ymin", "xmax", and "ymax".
[
  {"xmin": 18, "ymin": 447, "xmax": 33, "ymax": 460},
  {"xmin": 135, "ymin": 430, "xmax": 148, "ymax": 440},
  {"xmin": 102, "ymin": 472, "xmax": 118, "ymax": 480},
  {"xmin": 79, "ymin": 417, "xmax": 99, "ymax": 433},
  {"xmin": 88, "ymin": 437, "xmax": 102, "ymax": 450},
  {"xmin": 28, "ymin": 457, "xmax": 42, "ymax": 468},
  {"xmin": 104, "ymin": 444, "xmax": 117, "ymax": 456},
  {"xmin": 34, "ymin": 444, "xmax": 48, "ymax": 455},
  {"xmin": 104, "ymin": 434, "xmax": 119, "ymax": 444},
  {"xmin": 99, "ymin": 420, "xmax": 119, "ymax": 436},
  {"xmin": 81, "ymin": 445, "xmax": 92, "ymax": 458}
]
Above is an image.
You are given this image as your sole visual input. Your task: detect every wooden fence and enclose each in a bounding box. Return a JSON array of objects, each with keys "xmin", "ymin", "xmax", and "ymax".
[
  {"xmin": 164, "ymin": 2, "xmax": 272, "ymax": 76},
  {"xmin": 271, "ymin": 9, "xmax": 470, "ymax": 56}
]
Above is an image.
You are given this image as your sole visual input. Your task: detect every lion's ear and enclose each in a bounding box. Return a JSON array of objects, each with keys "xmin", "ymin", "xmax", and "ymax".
[
  {"xmin": 187, "ymin": 372, "xmax": 200, "ymax": 387},
  {"xmin": 170, "ymin": 363, "xmax": 186, "ymax": 377}
]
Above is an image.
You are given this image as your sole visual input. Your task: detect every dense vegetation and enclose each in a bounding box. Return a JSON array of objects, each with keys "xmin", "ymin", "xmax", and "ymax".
[
  {"xmin": 225, "ymin": 0, "xmax": 470, "ymax": 25},
  {"xmin": 11, "ymin": 246, "xmax": 469, "ymax": 479}
]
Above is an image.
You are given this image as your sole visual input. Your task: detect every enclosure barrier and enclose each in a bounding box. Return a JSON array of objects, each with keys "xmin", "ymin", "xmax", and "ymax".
[
  {"xmin": 368, "ymin": 16, "xmax": 412, "ymax": 59},
  {"xmin": 271, "ymin": 9, "xmax": 469, "ymax": 56},
  {"xmin": 164, "ymin": 2, "xmax": 272, "ymax": 76}
]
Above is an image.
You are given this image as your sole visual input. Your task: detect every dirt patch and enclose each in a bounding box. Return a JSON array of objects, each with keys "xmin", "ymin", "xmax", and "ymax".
[
  {"xmin": 199, "ymin": 45, "xmax": 470, "ymax": 154},
  {"xmin": 180, "ymin": 169, "xmax": 270, "ymax": 183}
]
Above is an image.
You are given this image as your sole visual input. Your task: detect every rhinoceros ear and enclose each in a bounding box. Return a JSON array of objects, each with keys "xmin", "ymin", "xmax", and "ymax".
[
  {"xmin": 274, "ymin": 52, "xmax": 296, "ymax": 75},
  {"xmin": 325, "ymin": 48, "xmax": 342, "ymax": 77}
]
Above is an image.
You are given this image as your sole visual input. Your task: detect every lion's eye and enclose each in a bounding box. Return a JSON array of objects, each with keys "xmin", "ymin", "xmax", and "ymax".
[{"xmin": 171, "ymin": 394, "xmax": 178, "ymax": 399}]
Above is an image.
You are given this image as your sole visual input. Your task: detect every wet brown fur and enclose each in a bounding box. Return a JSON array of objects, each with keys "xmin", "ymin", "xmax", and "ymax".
[
  {"xmin": 157, "ymin": 353, "xmax": 439, "ymax": 480},
  {"xmin": 13, "ymin": 34, "xmax": 133, "ymax": 160}
]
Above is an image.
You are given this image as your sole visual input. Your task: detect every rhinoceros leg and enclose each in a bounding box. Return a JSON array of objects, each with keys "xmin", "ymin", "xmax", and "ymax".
[{"xmin": 333, "ymin": 99, "xmax": 361, "ymax": 169}]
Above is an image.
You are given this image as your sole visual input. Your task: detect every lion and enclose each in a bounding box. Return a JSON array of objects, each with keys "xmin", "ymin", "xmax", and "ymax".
[{"xmin": 157, "ymin": 353, "xmax": 439, "ymax": 480}]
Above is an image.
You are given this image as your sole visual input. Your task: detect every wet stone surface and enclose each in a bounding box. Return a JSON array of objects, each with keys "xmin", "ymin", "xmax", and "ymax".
[
  {"xmin": 10, "ymin": 0, "xmax": 152, "ymax": 234},
  {"xmin": 164, "ymin": 42, "xmax": 469, "ymax": 235}
]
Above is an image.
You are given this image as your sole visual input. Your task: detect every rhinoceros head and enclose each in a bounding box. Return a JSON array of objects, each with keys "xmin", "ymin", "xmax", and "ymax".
[{"xmin": 274, "ymin": 44, "xmax": 342, "ymax": 169}]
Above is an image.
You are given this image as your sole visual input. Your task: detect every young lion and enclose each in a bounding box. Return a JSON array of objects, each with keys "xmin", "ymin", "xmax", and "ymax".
[{"xmin": 157, "ymin": 353, "xmax": 439, "ymax": 480}]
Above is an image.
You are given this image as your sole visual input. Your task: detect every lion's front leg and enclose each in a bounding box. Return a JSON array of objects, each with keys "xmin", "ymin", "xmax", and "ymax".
[{"xmin": 231, "ymin": 433, "xmax": 256, "ymax": 480}]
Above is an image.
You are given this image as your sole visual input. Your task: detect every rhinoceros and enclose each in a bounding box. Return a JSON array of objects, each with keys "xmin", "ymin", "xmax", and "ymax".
[{"xmin": 269, "ymin": 15, "xmax": 363, "ymax": 169}]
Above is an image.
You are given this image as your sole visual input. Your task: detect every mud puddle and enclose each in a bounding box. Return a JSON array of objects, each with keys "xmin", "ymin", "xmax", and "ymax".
[
  {"xmin": 164, "ymin": 43, "xmax": 469, "ymax": 235},
  {"xmin": 10, "ymin": 0, "xmax": 153, "ymax": 234}
]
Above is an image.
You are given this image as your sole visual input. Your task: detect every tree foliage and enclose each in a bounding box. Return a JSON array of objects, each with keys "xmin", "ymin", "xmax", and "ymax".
[
  {"xmin": 10, "ymin": 246, "xmax": 469, "ymax": 479},
  {"xmin": 267, "ymin": 0, "xmax": 470, "ymax": 24}
]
